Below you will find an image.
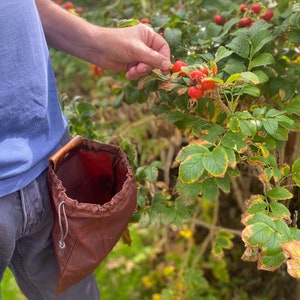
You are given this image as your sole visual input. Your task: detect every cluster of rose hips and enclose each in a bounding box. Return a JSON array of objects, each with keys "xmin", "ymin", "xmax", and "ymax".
[
  {"xmin": 214, "ymin": 2, "xmax": 274, "ymax": 28},
  {"xmin": 171, "ymin": 60, "xmax": 217, "ymax": 99},
  {"xmin": 90, "ymin": 64, "xmax": 104, "ymax": 78},
  {"xmin": 53, "ymin": 0, "xmax": 84, "ymax": 14}
]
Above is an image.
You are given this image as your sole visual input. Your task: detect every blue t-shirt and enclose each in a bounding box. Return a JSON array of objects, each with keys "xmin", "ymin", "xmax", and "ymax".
[{"xmin": 0, "ymin": 0, "xmax": 68, "ymax": 196}]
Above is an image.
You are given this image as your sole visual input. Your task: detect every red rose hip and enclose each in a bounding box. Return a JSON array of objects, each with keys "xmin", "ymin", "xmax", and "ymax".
[
  {"xmin": 214, "ymin": 14, "xmax": 225, "ymax": 25},
  {"xmin": 188, "ymin": 86, "xmax": 204, "ymax": 99},
  {"xmin": 172, "ymin": 60, "xmax": 188, "ymax": 75}
]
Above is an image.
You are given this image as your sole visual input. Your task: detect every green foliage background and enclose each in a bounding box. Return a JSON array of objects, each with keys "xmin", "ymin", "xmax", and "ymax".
[{"xmin": 1, "ymin": 0, "xmax": 300, "ymax": 299}]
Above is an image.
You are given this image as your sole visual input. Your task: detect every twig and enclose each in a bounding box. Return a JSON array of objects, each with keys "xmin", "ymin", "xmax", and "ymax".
[
  {"xmin": 230, "ymin": 176, "xmax": 246, "ymax": 212},
  {"xmin": 191, "ymin": 219, "xmax": 242, "ymax": 236}
]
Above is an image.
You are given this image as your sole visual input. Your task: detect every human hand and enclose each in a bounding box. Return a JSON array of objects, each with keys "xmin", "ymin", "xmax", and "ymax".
[{"xmin": 91, "ymin": 24, "xmax": 171, "ymax": 80}]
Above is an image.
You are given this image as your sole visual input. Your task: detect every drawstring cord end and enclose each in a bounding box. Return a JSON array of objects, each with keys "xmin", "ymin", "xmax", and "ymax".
[{"xmin": 57, "ymin": 201, "xmax": 69, "ymax": 256}]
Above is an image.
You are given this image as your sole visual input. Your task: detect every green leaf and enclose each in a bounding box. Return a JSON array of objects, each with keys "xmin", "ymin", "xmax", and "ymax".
[
  {"xmin": 246, "ymin": 212, "xmax": 276, "ymax": 230},
  {"xmin": 253, "ymin": 70, "xmax": 269, "ymax": 84},
  {"xmin": 274, "ymin": 219, "xmax": 291, "ymax": 237},
  {"xmin": 271, "ymin": 125, "xmax": 289, "ymax": 141},
  {"xmin": 176, "ymin": 179, "xmax": 202, "ymax": 205},
  {"xmin": 226, "ymin": 35, "xmax": 250, "ymax": 58},
  {"xmin": 176, "ymin": 144, "xmax": 209, "ymax": 162},
  {"xmin": 212, "ymin": 245, "xmax": 224, "ymax": 258},
  {"xmin": 202, "ymin": 178, "xmax": 219, "ymax": 202},
  {"xmin": 179, "ymin": 153, "xmax": 205, "ymax": 183},
  {"xmin": 241, "ymin": 85, "xmax": 260, "ymax": 97},
  {"xmin": 247, "ymin": 201, "xmax": 268, "ymax": 214},
  {"xmin": 223, "ymin": 147, "xmax": 237, "ymax": 168},
  {"xmin": 221, "ymin": 131, "xmax": 247, "ymax": 153},
  {"xmin": 292, "ymin": 158, "xmax": 300, "ymax": 186},
  {"xmin": 223, "ymin": 58, "xmax": 247, "ymax": 75},
  {"xmin": 249, "ymin": 53, "xmax": 275, "ymax": 70},
  {"xmin": 164, "ymin": 27, "xmax": 182, "ymax": 47},
  {"xmin": 253, "ymin": 107, "xmax": 266, "ymax": 117},
  {"xmin": 285, "ymin": 96, "xmax": 300, "ymax": 116},
  {"xmin": 215, "ymin": 46, "xmax": 233, "ymax": 63},
  {"xmin": 215, "ymin": 231, "xmax": 233, "ymax": 249},
  {"xmin": 250, "ymin": 30, "xmax": 273, "ymax": 56},
  {"xmin": 202, "ymin": 146, "xmax": 228, "ymax": 177},
  {"xmin": 289, "ymin": 28, "xmax": 300, "ymax": 44},
  {"xmin": 267, "ymin": 187, "xmax": 293, "ymax": 201},
  {"xmin": 144, "ymin": 165, "xmax": 158, "ymax": 183},
  {"xmin": 248, "ymin": 19, "xmax": 272, "ymax": 35},
  {"xmin": 239, "ymin": 119, "xmax": 257, "ymax": 136},
  {"xmin": 292, "ymin": 3, "xmax": 300, "ymax": 12},
  {"xmin": 206, "ymin": 22, "xmax": 223, "ymax": 38},
  {"xmin": 262, "ymin": 118, "xmax": 278, "ymax": 135},
  {"xmin": 262, "ymin": 231, "xmax": 283, "ymax": 255},
  {"xmin": 173, "ymin": 198, "xmax": 194, "ymax": 227},
  {"xmin": 231, "ymin": 111, "xmax": 253, "ymax": 119},
  {"xmin": 266, "ymin": 109, "xmax": 283, "ymax": 118},
  {"xmin": 76, "ymin": 102, "xmax": 96, "ymax": 117},
  {"xmin": 290, "ymin": 228, "xmax": 300, "ymax": 240},
  {"xmin": 269, "ymin": 77, "xmax": 296, "ymax": 100},
  {"xmin": 216, "ymin": 174, "xmax": 231, "ymax": 193},
  {"xmin": 289, "ymin": 12, "xmax": 300, "ymax": 28},
  {"xmin": 240, "ymin": 72, "xmax": 260, "ymax": 84},
  {"xmin": 150, "ymin": 192, "xmax": 177, "ymax": 225},
  {"xmin": 248, "ymin": 156, "xmax": 269, "ymax": 166},
  {"xmin": 260, "ymin": 252, "xmax": 286, "ymax": 270},
  {"xmin": 243, "ymin": 222, "xmax": 274, "ymax": 247},
  {"xmin": 228, "ymin": 117, "xmax": 240, "ymax": 132},
  {"xmin": 118, "ymin": 18, "xmax": 139, "ymax": 27},
  {"xmin": 226, "ymin": 73, "xmax": 243, "ymax": 84}
]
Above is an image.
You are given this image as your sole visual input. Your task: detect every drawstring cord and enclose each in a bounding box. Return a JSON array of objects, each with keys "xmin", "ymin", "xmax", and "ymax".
[{"xmin": 57, "ymin": 201, "xmax": 69, "ymax": 256}]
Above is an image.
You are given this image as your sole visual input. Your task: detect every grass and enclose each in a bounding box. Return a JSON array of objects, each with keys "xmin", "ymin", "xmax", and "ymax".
[{"xmin": 1, "ymin": 269, "xmax": 25, "ymax": 300}]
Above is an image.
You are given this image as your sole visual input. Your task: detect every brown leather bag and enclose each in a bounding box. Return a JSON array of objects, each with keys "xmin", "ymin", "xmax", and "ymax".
[{"xmin": 47, "ymin": 136, "xmax": 137, "ymax": 295}]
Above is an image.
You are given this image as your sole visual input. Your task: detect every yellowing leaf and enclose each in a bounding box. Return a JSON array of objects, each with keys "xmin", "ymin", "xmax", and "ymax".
[
  {"xmin": 281, "ymin": 241, "xmax": 300, "ymax": 278},
  {"xmin": 266, "ymin": 187, "xmax": 293, "ymax": 201},
  {"xmin": 286, "ymin": 259, "xmax": 300, "ymax": 278},
  {"xmin": 241, "ymin": 247, "xmax": 260, "ymax": 262},
  {"xmin": 202, "ymin": 146, "xmax": 228, "ymax": 177},
  {"xmin": 179, "ymin": 153, "xmax": 205, "ymax": 183},
  {"xmin": 241, "ymin": 223, "xmax": 273, "ymax": 248}
]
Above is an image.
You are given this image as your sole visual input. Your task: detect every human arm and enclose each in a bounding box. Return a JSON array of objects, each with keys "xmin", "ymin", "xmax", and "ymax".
[{"xmin": 35, "ymin": 0, "xmax": 171, "ymax": 80}]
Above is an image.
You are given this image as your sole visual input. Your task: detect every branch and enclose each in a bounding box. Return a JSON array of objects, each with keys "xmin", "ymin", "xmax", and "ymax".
[{"xmin": 192, "ymin": 218, "xmax": 242, "ymax": 236}]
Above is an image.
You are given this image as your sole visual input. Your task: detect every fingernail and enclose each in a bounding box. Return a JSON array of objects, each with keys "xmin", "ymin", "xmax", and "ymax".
[{"xmin": 160, "ymin": 60, "xmax": 171, "ymax": 70}]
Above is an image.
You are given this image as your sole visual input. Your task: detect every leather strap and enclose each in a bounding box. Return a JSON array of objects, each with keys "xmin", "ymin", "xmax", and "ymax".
[{"xmin": 49, "ymin": 135, "xmax": 83, "ymax": 171}]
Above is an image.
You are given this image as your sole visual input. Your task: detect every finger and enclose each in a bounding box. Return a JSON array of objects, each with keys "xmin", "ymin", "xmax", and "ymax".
[
  {"xmin": 130, "ymin": 24, "xmax": 171, "ymax": 72},
  {"xmin": 126, "ymin": 63, "xmax": 152, "ymax": 80}
]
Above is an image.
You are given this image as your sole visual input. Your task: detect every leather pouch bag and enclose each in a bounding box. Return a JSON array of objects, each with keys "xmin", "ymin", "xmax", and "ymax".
[{"xmin": 47, "ymin": 135, "xmax": 137, "ymax": 295}]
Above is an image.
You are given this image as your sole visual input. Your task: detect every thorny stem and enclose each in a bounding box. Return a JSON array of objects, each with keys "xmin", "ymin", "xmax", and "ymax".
[{"xmin": 215, "ymin": 90, "xmax": 231, "ymax": 114}]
